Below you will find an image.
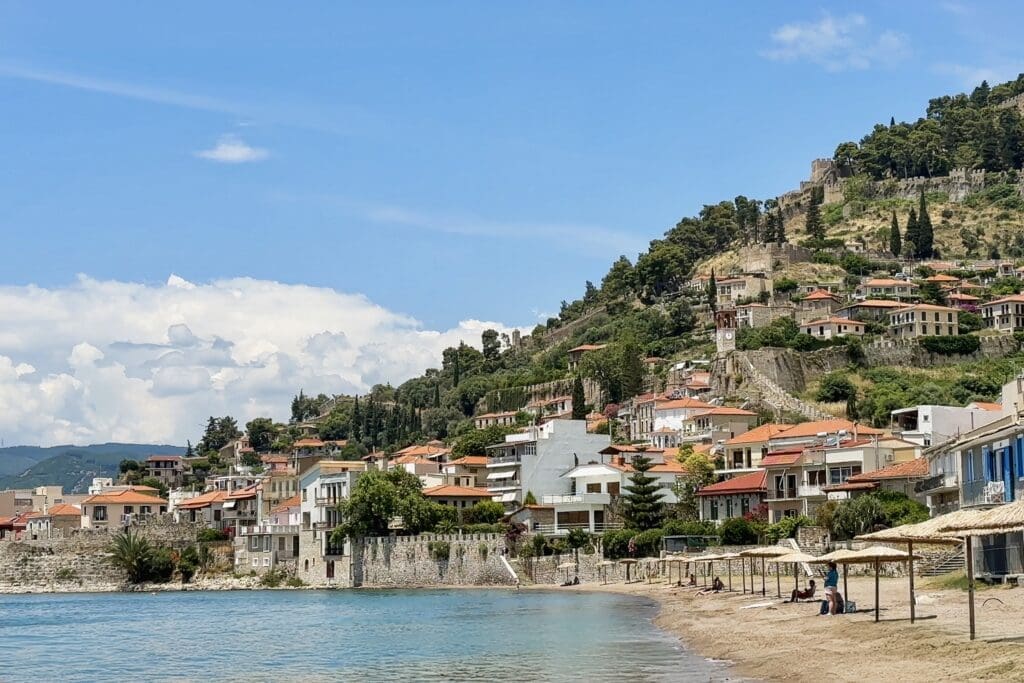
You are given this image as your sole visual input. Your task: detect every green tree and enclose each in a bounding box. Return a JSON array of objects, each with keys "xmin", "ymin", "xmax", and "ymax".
[
  {"xmin": 917, "ymin": 189, "xmax": 934, "ymax": 259},
  {"xmin": 672, "ymin": 453, "xmax": 715, "ymax": 521},
  {"xmin": 617, "ymin": 336, "xmax": 646, "ymax": 400},
  {"xmin": 524, "ymin": 491, "xmax": 538, "ymax": 506},
  {"xmin": 184, "ymin": 440, "xmax": 194, "ymax": 458},
  {"xmin": 889, "ymin": 210, "xmax": 901, "ymax": 257},
  {"xmin": 815, "ymin": 373, "xmax": 856, "ymax": 402},
  {"xmin": 571, "ymin": 375, "xmax": 587, "ymax": 420},
  {"xmin": 451, "ymin": 424, "xmax": 515, "ymax": 457},
  {"xmin": 601, "ymin": 256, "xmax": 636, "ymax": 300},
  {"xmin": 904, "ymin": 207, "xmax": 919, "ymax": 256},
  {"xmin": 706, "ymin": 269, "xmax": 718, "ymax": 313},
  {"xmin": 119, "ymin": 459, "xmax": 140, "ymax": 474},
  {"xmin": 462, "ymin": 500, "xmax": 506, "ymax": 525},
  {"xmin": 805, "ymin": 186, "xmax": 825, "ymax": 240},
  {"xmin": 138, "ymin": 477, "xmax": 169, "ymax": 498},
  {"xmin": 776, "ymin": 211, "xmax": 787, "ymax": 243},
  {"xmin": 109, "ymin": 530, "xmax": 155, "ymax": 584},
  {"xmin": 621, "ymin": 454, "xmax": 665, "ymax": 531},
  {"xmin": 245, "ymin": 417, "xmax": 276, "ymax": 452},
  {"xmin": 481, "ymin": 329, "xmax": 500, "ymax": 361},
  {"xmin": 197, "ymin": 416, "xmax": 242, "ymax": 455}
]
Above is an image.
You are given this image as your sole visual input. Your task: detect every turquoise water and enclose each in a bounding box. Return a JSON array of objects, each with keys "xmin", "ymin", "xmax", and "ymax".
[{"xmin": 0, "ymin": 589, "xmax": 731, "ymax": 682}]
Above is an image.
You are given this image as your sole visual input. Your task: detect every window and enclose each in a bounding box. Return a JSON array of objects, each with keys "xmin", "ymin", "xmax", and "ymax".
[
  {"xmin": 263, "ymin": 557, "xmax": 271, "ymax": 567},
  {"xmin": 710, "ymin": 499, "xmax": 719, "ymax": 520},
  {"xmin": 807, "ymin": 470, "xmax": 827, "ymax": 486},
  {"xmin": 252, "ymin": 558, "xmax": 259, "ymax": 567},
  {"xmin": 741, "ymin": 497, "xmax": 750, "ymax": 515},
  {"xmin": 608, "ymin": 482, "xmax": 620, "ymax": 496},
  {"xmin": 250, "ymin": 536, "xmax": 260, "ymax": 551},
  {"xmin": 123, "ymin": 506, "xmax": 133, "ymax": 515},
  {"xmin": 586, "ymin": 483, "xmax": 601, "ymax": 493},
  {"xmin": 214, "ymin": 510, "xmax": 222, "ymax": 522},
  {"xmin": 263, "ymin": 535, "xmax": 271, "ymax": 552},
  {"xmin": 93, "ymin": 506, "xmax": 107, "ymax": 521},
  {"xmin": 140, "ymin": 506, "xmax": 151, "ymax": 515},
  {"xmin": 725, "ymin": 498, "xmax": 733, "ymax": 518}
]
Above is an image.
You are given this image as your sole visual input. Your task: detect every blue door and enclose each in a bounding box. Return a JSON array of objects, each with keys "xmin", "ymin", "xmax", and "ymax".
[{"xmin": 1002, "ymin": 448, "xmax": 1014, "ymax": 502}]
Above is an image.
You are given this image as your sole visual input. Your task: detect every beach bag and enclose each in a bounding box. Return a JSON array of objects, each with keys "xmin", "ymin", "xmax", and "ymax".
[
  {"xmin": 845, "ymin": 601, "xmax": 856, "ymax": 614},
  {"xmin": 819, "ymin": 600, "xmax": 829, "ymax": 615}
]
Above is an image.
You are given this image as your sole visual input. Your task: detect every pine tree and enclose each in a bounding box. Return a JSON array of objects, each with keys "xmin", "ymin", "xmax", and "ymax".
[
  {"xmin": 706, "ymin": 269, "xmax": 718, "ymax": 313},
  {"xmin": 917, "ymin": 189, "xmax": 933, "ymax": 259},
  {"xmin": 185, "ymin": 440, "xmax": 194, "ymax": 458},
  {"xmin": 571, "ymin": 375, "xmax": 587, "ymax": 420},
  {"xmin": 432, "ymin": 383, "xmax": 440, "ymax": 408},
  {"xmin": 846, "ymin": 391, "xmax": 859, "ymax": 420},
  {"xmin": 889, "ymin": 211, "xmax": 901, "ymax": 257},
  {"xmin": 904, "ymin": 207, "xmax": 919, "ymax": 258},
  {"xmin": 805, "ymin": 186, "xmax": 824, "ymax": 241},
  {"xmin": 621, "ymin": 454, "xmax": 665, "ymax": 531},
  {"xmin": 890, "ymin": 116, "xmax": 896, "ymax": 127},
  {"xmin": 452, "ymin": 346, "xmax": 461, "ymax": 387},
  {"xmin": 776, "ymin": 211, "xmax": 787, "ymax": 243},
  {"xmin": 618, "ymin": 337, "xmax": 646, "ymax": 400},
  {"xmin": 351, "ymin": 396, "xmax": 362, "ymax": 442}
]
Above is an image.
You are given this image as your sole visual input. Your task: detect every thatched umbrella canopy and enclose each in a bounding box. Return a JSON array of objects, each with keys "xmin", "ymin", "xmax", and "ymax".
[
  {"xmin": 771, "ymin": 551, "xmax": 819, "ymax": 599},
  {"xmin": 841, "ymin": 546, "xmax": 920, "ymax": 623},
  {"xmin": 856, "ymin": 509, "xmax": 980, "ymax": 624},
  {"xmin": 557, "ymin": 561, "xmax": 577, "ymax": 584},
  {"xmin": 717, "ymin": 552, "xmax": 740, "ymax": 592},
  {"xmin": 740, "ymin": 546, "xmax": 791, "ymax": 596},
  {"xmin": 598, "ymin": 559, "xmax": 616, "ymax": 585},
  {"xmin": 812, "ymin": 548, "xmax": 862, "ymax": 606},
  {"xmin": 690, "ymin": 554, "xmax": 722, "ymax": 588},
  {"xmin": 619, "ymin": 558, "xmax": 638, "ymax": 583}
]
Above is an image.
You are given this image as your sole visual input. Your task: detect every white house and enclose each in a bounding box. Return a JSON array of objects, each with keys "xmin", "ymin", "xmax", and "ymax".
[
  {"xmin": 297, "ymin": 460, "xmax": 365, "ymax": 586},
  {"xmin": 890, "ymin": 403, "xmax": 1003, "ymax": 448}
]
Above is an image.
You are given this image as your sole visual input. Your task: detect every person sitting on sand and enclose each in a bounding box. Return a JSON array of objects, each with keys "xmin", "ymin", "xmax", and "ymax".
[
  {"xmin": 687, "ymin": 573, "xmax": 697, "ymax": 586},
  {"xmin": 790, "ymin": 579, "xmax": 816, "ymax": 603},
  {"xmin": 696, "ymin": 576, "xmax": 725, "ymax": 596}
]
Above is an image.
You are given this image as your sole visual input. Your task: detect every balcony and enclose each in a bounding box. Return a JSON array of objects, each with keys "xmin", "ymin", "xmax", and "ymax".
[
  {"xmin": 486, "ymin": 479, "xmax": 522, "ymax": 491},
  {"xmin": 487, "ymin": 455, "xmax": 521, "ymax": 467},
  {"xmin": 542, "ymin": 493, "xmax": 612, "ymax": 506},
  {"xmin": 963, "ymin": 479, "xmax": 1005, "ymax": 507},
  {"xmin": 315, "ymin": 497, "xmax": 341, "ymax": 507},
  {"xmin": 915, "ymin": 473, "xmax": 958, "ymax": 494},
  {"xmin": 768, "ymin": 487, "xmax": 798, "ymax": 501},
  {"xmin": 798, "ymin": 484, "xmax": 825, "ymax": 498},
  {"xmin": 535, "ymin": 522, "xmax": 623, "ymax": 535},
  {"xmin": 238, "ymin": 524, "xmax": 301, "ymax": 535},
  {"xmin": 313, "ymin": 521, "xmax": 338, "ymax": 531}
]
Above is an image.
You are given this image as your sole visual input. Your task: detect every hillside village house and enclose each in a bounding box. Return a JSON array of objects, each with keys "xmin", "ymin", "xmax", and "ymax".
[
  {"xmin": 981, "ymin": 295, "xmax": 1024, "ymax": 333},
  {"xmin": 485, "ymin": 419, "xmax": 609, "ymax": 508},
  {"xmin": 798, "ymin": 288, "xmax": 842, "ymax": 322},
  {"xmin": 297, "ymin": 460, "xmax": 365, "ymax": 586},
  {"xmin": 80, "ymin": 488, "xmax": 168, "ymax": 529},
  {"xmin": 736, "ymin": 303, "xmax": 795, "ymax": 329},
  {"xmin": 23, "ymin": 503, "xmax": 81, "ymax": 539},
  {"xmin": 836, "ymin": 299, "xmax": 906, "ymax": 322},
  {"xmin": 889, "ymin": 303, "xmax": 960, "ymax": 338},
  {"xmin": 891, "ymin": 403, "xmax": 1003, "ymax": 447},
  {"xmin": 697, "ymin": 470, "xmax": 767, "ymax": 523},
  {"xmin": 235, "ymin": 494, "xmax": 300, "ymax": 574},
  {"xmin": 392, "ymin": 442, "xmax": 451, "ymax": 462},
  {"xmin": 567, "ymin": 344, "xmax": 606, "ymax": 371},
  {"xmin": 766, "ymin": 419, "xmax": 884, "ymax": 451},
  {"xmin": 679, "ymin": 407, "xmax": 758, "ymax": 444},
  {"xmin": 176, "ymin": 490, "xmax": 230, "ymax": 531},
  {"xmin": 947, "ymin": 292, "xmax": 982, "ymax": 310},
  {"xmin": 822, "ymin": 458, "xmax": 930, "ymax": 502},
  {"xmin": 473, "ymin": 411, "xmax": 518, "ymax": 430},
  {"xmin": 800, "ymin": 317, "xmax": 865, "ymax": 339},
  {"xmin": 720, "ymin": 423, "xmax": 794, "ymax": 476},
  {"xmin": 715, "ymin": 275, "xmax": 772, "ymax": 305},
  {"xmin": 146, "ymin": 454, "xmax": 187, "ymax": 488},
  {"xmin": 222, "ymin": 485, "xmax": 260, "ymax": 533},
  {"xmin": 854, "ymin": 278, "xmax": 919, "ymax": 301},
  {"xmin": 422, "ymin": 485, "xmax": 492, "ymax": 513},
  {"xmin": 623, "ymin": 393, "xmax": 660, "ymax": 442},
  {"xmin": 442, "ymin": 455, "xmax": 489, "ymax": 488},
  {"xmin": 526, "ymin": 395, "xmax": 573, "ymax": 419}
]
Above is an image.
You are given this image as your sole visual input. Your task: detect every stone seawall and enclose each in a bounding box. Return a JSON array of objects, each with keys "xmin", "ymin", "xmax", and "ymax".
[
  {"xmin": 0, "ymin": 524, "xmax": 201, "ymax": 592},
  {"xmin": 356, "ymin": 533, "xmax": 515, "ymax": 587}
]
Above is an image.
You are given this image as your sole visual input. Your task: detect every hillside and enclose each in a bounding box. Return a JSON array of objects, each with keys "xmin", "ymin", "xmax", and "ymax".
[{"xmin": 0, "ymin": 443, "xmax": 185, "ymax": 493}]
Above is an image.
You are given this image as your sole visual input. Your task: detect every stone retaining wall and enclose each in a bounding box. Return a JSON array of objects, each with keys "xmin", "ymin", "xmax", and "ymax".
[{"xmin": 356, "ymin": 533, "xmax": 515, "ymax": 587}]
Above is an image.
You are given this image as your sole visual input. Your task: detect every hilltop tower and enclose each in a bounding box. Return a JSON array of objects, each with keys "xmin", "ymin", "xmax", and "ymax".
[{"xmin": 715, "ymin": 309, "xmax": 737, "ymax": 355}]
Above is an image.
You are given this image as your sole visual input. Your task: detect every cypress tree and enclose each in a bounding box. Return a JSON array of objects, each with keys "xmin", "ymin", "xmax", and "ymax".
[
  {"xmin": 351, "ymin": 396, "xmax": 362, "ymax": 442},
  {"xmin": 889, "ymin": 210, "xmax": 901, "ymax": 257},
  {"xmin": 452, "ymin": 346, "xmax": 461, "ymax": 387},
  {"xmin": 621, "ymin": 454, "xmax": 665, "ymax": 531},
  {"xmin": 571, "ymin": 375, "xmax": 587, "ymax": 420},
  {"xmin": 706, "ymin": 269, "xmax": 718, "ymax": 313},
  {"xmin": 805, "ymin": 186, "xmax": 824, "ymax": 240},
  {"xmin": 777, "ymin": 211, "xmax": 787, "ymax": 243},
  {"xmin": 917, "ymin": 189, "xmax": 933, "ymax": 259},
  {"xmin": 432, "ymin": 383, "xmax": 440, "ymax": 408},
  {"xmin": 904, "ymin": 207, "xmax": 919, "ymax": 258}
]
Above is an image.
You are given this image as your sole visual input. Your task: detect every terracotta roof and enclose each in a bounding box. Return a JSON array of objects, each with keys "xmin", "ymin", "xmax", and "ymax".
[
  {"xmin": 394, "ymin": 444, "xmax": 451, "ymax": 458},
  {"xmin": 599, "ymin": 445, "xmax": 666, "ymax": 455},
  {"xmin": 891, "ymin": 303, "xmax": 960, "ymax": 313},
  {"xmin": 42, "ymin": 503, "xmax": 81, "ymax": 517},
  {"xmin": 261, "ymin": 455, "xmax": 289, "ymax": 464},
  {"xmin": 725, "ymin": 423, "xmax": 794, "ymax": 445},
  {"xmin": 843, "ymin": 299, "xmax": 907, "ymax": 309},
  {"xmin": 474, "ymin": 411, "xmax": 518, "ymax": 419},
  {"xmin": 947, "ymin": 293, "xmax": 981, "ymax": 301},
  {"xmin": 391, "ymin": 454, "xmax": 437, "ymax": 466},
  {"xmin": 697, "ymin": 470, "xmax": 767, "ymax": 496},
  {"xmin": 821, "ymin": 481, "xmax": 879, "ymax": 493},
  {"xmin": 226, "ymin": 485, "xmax": 259, "ymax": 500},
  {"xmin": 768, "ymin": 419, "xmax": 882, "ymax": 441},
  {"xmin": 293, "ymin": 438, "xmax": 325, "ymax": 448},
  {"xmin": 983, "ymin": 295, "xmax": 1024, "ymax": 306},
  {"xmin": 655, "ymin": 397, "xmax": 713, "ymax": 411},
  {"xmin": 447, "ymin": 455, "xmax": 488, "ymax": 467},
  {"xmin": 422, "ymin": 485, "xmax": 492, "ymax": 498},
  {"xmin": 177, "ymin": 490, "xmax": 229, "ymax": 510},
  {"xmin": 969, "ymin": 401, "xmax": 1002, "ymax": 412},
  {"xmin": 924, "ymin": 274, "xmax": 960, "ymax": 282},
  {"xmin": 847, "ymin": 458, "xmax": 930, "ymax": 482},
  {"xmin": 271, "ymin": 494, "xmax": 301, "ymax": 512},
  {"xmin": 861, "ymin": 278, "xmax": 919, "ymax": 288},
  {"xmin": 802, "ymin": 317, "xmax": 864, "ymax": 327},
  {"xmin": 695, "ymin": 406, "xmax": 758, "ymax": 417},
  {"xmin": 804, "ymin": 288, "xmax": 840, "ymax": 301},
  {"xmin": 82, "ymin": 489, "xmax": 168, "ymax": 506},
  {"xmin": 760, "ymin": 452, "xmax": 803, "ymax": 467}
]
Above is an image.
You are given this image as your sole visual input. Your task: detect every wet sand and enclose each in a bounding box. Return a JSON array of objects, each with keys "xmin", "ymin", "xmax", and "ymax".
[{"xmin": 568, "ymin": 574, "xmax": 1024, "ymax": 682}]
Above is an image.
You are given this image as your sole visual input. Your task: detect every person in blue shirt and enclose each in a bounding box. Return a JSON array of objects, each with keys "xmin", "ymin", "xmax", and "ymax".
[{"xmin": 824, "ymin": 562, "xmax": 840, "ymax": 615}]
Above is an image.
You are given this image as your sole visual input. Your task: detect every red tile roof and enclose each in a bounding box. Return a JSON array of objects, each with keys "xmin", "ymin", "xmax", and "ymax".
[
  {"xmin": 983, "ymin": 295, "xmax": 1024, "ymax": 306},
  {"xmin": 422, "ymin": 485, "xmax": 492, "ymax": 498},
  {"xmin": 177, "ymin": 490, "xmax": 229, "ymax": 510},
  {"xmin": 804, "ymin": 288, "xmax": 840, "ymax": 301},
  {"xmin": 271, "ymin": 494, "xmax": 301, "ymax": 512},
  {"xmin": 655, "ymin": 397, "xmax": 713, "ymax": 411},
  {"xmin": 769, "ymin": 419, "xmax": 882, "ymax": 441},
  {"xmin": 696, "ymin": 406, "xmax": 758, "ymax": 417},
  {"xmin": 82, "ymin": 489, "xmax": 168, "ymax": 506},
  {"xmin": 969, "ymin": 401, "xmax": 1002, "ymax": 412},
  {"xmin": 226, "ymin": 485, "xmax": 259, "ymax": 500},
  {"xmin": 846, "ymin": 458, "xmax": 930, "ymax": 482},
  {"xmin": 760, "ymin": 452, "xmax": 803, "ymax": 467},
  {"xmin": 448, "ymin": 455, "xmax": 488, "ymax": 466},
  {"xmin": 861, "ymin": 278, "xmax": 919, "ymax": 287},
  {"xmin": 725, "ymin": 423, "xmax": 793, "ymax": 445},
  {"xmin": 697, "ymin": 470, "xmax": 767, "ymax": 496},
  {"xmin": 42, "ymin": 503, "xmax": 81, "ymax": 517},
  {"xmin": 293, "ymin": 438, "xmax": 325, "ymax": 448}
]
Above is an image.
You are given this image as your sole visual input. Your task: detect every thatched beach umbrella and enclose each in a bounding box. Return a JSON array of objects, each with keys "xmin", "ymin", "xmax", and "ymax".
[
  {"xmin": 740, "ymin": 546, "xmax": 792, "ymax": 596},
  {"xmin": 771, "ymin": 551, "xmax": 819, "ymax": 599},
  {"xmin": 620, "ymin": 558, "xmax": 638, "ymax": 583},
  {"xmin": 689, "ymin": 554, "xmax": 721, "ymax": 588},
  {"xmin": 598, "ymin": 560, "xmax": 616, "ymax": 585},
  {"xmin": 557, "ymin": 561, "xmax": 577, "ymax": 584},
  {"xmin": 937, "ymin": 505, "xmax": 1024, "ymax": 640},
  {"xmin": 857, "ymin": 509, "xmax": 979, "ymax": 624},
  {"xmin": 717, "ymin": 552, "xmax": 740, "ymax": 592},
  {"xmin": 846, "ymin": 546, "xmax": 920, "ymax": 623}
]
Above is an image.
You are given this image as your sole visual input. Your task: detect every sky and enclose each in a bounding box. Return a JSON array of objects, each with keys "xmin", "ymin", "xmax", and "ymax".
[{"xmin": 1, "ymin": 1, "xmax": 1023, "ymax": 446}]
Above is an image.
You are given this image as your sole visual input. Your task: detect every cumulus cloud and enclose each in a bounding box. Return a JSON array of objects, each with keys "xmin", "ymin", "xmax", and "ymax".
[
  {"xmin": 0, "ymin": 275, "xmax": 521, "ymax": 446},
  {"xmin": 195, "ymin": 134, "xmax": 269, "ymax": 163},
  {"xmin": 762, "ymin": 13, "xmax": 909, "ymax": 71}
]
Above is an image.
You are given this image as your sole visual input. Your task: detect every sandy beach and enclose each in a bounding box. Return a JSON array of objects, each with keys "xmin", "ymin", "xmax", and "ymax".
[{"xmin": 570, "ymin": 574, "xmax": 1024, "ymax": 682}]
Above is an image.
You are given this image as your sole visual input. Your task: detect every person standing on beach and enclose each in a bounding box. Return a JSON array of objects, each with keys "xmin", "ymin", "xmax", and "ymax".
[{"xmin": 824, "ymin": 562, "xmax": 839, "ymax": 615}]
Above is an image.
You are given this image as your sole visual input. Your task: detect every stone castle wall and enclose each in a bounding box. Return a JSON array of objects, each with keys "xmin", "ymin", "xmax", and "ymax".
[{"xmin": 356, "ymin": 533, "xmax": 515, "ymax": 587}]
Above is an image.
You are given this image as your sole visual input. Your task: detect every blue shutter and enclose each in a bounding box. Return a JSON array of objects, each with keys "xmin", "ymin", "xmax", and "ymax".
[
  {"xmin": 1016, "ymin": 436, "xmax": 1024, "ymax": 480},
  {"xmin": 966, "ymin": 450, "xmax": 974, "ymax": 482},
  {"xmin": 982, "ymin": 446, "xmax": 992, "ymax": 481}
]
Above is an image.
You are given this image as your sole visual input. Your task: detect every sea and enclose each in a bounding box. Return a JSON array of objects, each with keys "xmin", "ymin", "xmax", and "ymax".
[{"xmin": 0, "ymin": 588, "xmax": 732, "ymax": 682}]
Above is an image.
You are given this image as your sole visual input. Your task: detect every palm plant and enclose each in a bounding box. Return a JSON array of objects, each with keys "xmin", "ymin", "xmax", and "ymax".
[{"xmin": 109, "ymin": 530, "xmax": 154, "ymax": 583}]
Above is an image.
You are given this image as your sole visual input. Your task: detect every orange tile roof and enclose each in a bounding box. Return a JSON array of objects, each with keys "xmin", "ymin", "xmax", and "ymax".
[
  {"xmin": 946, "ymin": 293, "xmax": 981, "ymax": 301},
  {"xmin": 293, "ymin": 438, "xmax": 325, "ymax": 448},
  {"xmin": 844, "ymin": 299, "xmax": 907, "ymax": 309},
  {"xmin": 847, "ymin": 458, "xmax": 930, "ymax": 482},
  {"xmin": 970, "ymin": 401, "xmax": 1002, "ymax": 412},
  {"xmin": 695, "ymin": 406, "xmax": 758, "ymax": 417},
  {"xmin": 226, "ymin": 485, "xmax": 259, "ymax": 500},
  {"xmin": 271, "ymin": 494, "xmax": 301, "ymax": 512},
  {"xmin": 568, "ymin": 344, "xmax": 607, "ymax": 353},
  {"xmin": 983, "ymin": 294, "xmax": 1024, "ymax": 306},
  {"xmin": 725, "ymin": 423, "xmax": 794, "ymax": 445},
  {"xmin": 760, "ymin": 452, "xmax": 803, "ymax": 467},
  {"xmin": 394, "ymin": 444, "xmax": 451, "ymax": 458},
  {"xmin": 697, "ymin": 470, "xmax": 767, "ymax": 496},
  {"xmin": 769, "ymin": 419, "xmax": 882, "ymax": 440},
  {"xmin": 924, "ymin": 274, "xmax": 960, "ymax": 282},
  {"xmin": 82, "ymin": 489, "xmax": 168, "ymax": 506},
  {"xmin": 177, "ymin": 490, "xmax": 229, "ymax": 510},
  {"xmin": 599, "ymin": 444, "xmax": 666, "ymax": 455},
  {"xmin": 391, "ymin": 454, "xmax": 437, "ymax": 466},
  {"xmin": 261, "ymin": 455, "xmax": 289, "ymax": 464},
  {"xmin": 821, "ymin": 481, "xmax": 879, "ymax": 493},
  {"xmin": 861, "ymin": 278, "xmax": 919, "ymax": 287},
  {"xmin": 42, "ymin": 503, "xmax": 82, "ymax": 517},
  {"xmin": 804, "ymin": 288, "xmax": 840, "ymax": 301},
  {"xmin": 422, "ymin": 485, "xmax": 492, "ymax": 498},
  {"xmin": 802, "ymin": 317, "xmax": 865, "ymax": 327},
  {"xmin": 891, "ymin": 303, "xmax": 960, "ymax": 314},
  {"xmin": 448, "ymin": 455, "xmax": 488, "ymax": 466},
  {"xmin": 655, "ymin": 397, "xmax": 714, "ymax": 411}
]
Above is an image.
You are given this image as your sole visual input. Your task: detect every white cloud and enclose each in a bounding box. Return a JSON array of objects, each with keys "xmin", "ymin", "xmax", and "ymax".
[
  {"xmin": 195, "ymin": 135, "xmax": 269, "ymax": 164},
  {"xmin": 0, "ymin": 275, "xmax": 522, "ymax": 446},
  {"xmin": 933, "ymin": 62, "xmax": 1024, "ymax": 89},
  {"xmin": 762, "ymin": 13, "xmax": 909, "ymax": 71}
]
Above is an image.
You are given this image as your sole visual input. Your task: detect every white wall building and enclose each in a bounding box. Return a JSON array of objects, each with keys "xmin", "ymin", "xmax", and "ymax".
[{"xmin": 891, "ymin": 404, "xmax": 1003, "ymax": 447}]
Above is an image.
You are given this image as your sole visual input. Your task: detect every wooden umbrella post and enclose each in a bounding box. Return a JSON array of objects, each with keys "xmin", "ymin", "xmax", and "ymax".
[
  {"xmin": 843, "ymin": 563, "xmax": 849, "ymax": 608},
  {"xmin": 794, "ymin": 562, "xmax": 799, "ymax": 599},
  {"xmin": 727, "ymin": 559, "xmax": 733, "ymax": 592},
  {"xmin": 908, "ymin": 540, "xmax": 916, "ymax": 624},
  {"xmin": 966, "ymin": 537, "xmax": 976, "ymax": 641},
  {"xmin": 741, "ymin": 557, "xmax": 746, "ymax": 594},
  {"xmin": 761, "ymin": 557, "xmax": 766, "ymax": 597},
  {"xmin": 874, "ymin": 558, "xmax": 880, "ymax": 623},
  {"xmin": 776, "ymin": 565, "xmax": 781, "ymax": 599}
]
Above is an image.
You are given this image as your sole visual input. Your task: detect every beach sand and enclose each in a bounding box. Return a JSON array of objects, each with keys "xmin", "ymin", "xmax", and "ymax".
[{"xmin": 568, "ymin": 574, "xmax": 1024, "ymax": 682}]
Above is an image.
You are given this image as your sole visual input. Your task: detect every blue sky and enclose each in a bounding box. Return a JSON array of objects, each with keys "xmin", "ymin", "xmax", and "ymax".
[
  {"xmin": 1, "ymin": 2, "xmax": 1024, "ymax": 445},
  {"xmin": 2, "ymin": 1, "xmax": 1021, "ymax": 328}
]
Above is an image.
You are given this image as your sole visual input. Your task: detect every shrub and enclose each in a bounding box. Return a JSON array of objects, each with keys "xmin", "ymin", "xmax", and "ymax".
[
  {"xmin": 197, "ymin": 528, "xmax": 229, "ymax": 542},
  {"xmin": 763, "ymin": 515, "xmax": 814, "ymax": 543},
  {"xmin": 460, "ymin": 523, "xmax": 504, "ymax": 534},
  {"xmin": 631, "ymin": 528, "xmax": 665, "ymax": 558},
  {"xmin": 259, "ymin": 569, "xmax": 286, "ymax": 588},
  {"xmin": 177, "ymin": 546, "xmax": 200, "ymax": 583},
  {"xmin": 428, "ymin": 540, "xmax": 451, "ymax": 561},
  {"xmin": 286, "ymin": 577, "xmax": 305, "ymax": 588},
  {"xmin": 602, "ymin": 529, "xmax": 636, "ymax": 559},
  {"xmin": 661, "ymin": 519, "xmax": 717, "ymax": 537},
  {"xmin": 718, "ymin": 517, "xmax": 758, "ymax": 545},
  {"xmin": 462, "ymin": 501, "xmax": 506, "ymax": 525},
  {"xmin": 920, "ymin": 335, "xmax": 980, "ymax": 356},
  {"xmin": 54, "ymin": 567, "xmax": 77, "ymax": 581},
  {"xmin": 815, "ymin": 372, "xmax": 856, "ymax": 402}
]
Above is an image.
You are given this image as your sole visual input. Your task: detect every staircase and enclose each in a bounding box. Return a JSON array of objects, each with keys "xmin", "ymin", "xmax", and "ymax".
[
  {"xmin": 919, "ymin": 548, "xmax": 965, "ymax": 577},
  {"xmin": 735, "ymin": 354, "xmax": 832, "ymax": 421}
]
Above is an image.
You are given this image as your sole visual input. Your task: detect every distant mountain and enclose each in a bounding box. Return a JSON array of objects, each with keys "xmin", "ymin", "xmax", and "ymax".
[{"xmin": 0, "ymin": 443, "xmax": 185, "ymax": 493}]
